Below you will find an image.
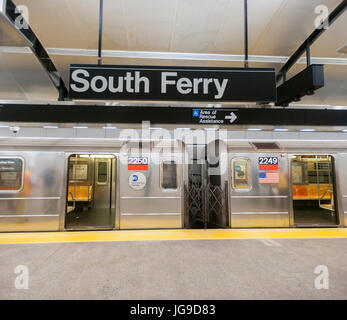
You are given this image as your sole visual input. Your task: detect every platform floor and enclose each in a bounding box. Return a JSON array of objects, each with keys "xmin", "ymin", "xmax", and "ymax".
[{"xmin": 0, "ymin": 229, "xmax": 347, "ymax": 300}]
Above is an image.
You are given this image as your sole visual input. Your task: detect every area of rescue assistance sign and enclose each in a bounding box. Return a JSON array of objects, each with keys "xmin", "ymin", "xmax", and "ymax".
[
  {"xmin": 192, "ymin": 109, "xmax": 238, "ymax": 124},
  {"xmin": 69, "ymin": 65, "xmax": 276, "ymax": 103}
]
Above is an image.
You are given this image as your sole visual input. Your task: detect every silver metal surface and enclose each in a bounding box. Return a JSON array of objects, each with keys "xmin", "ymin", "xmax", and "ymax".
[
  {"xmin": 0, "ymin": 151, "xmax": 65, "ymax": 232},
  {"xmin": 0, "ymin": 130, "xmax": 346, "ymax": 232},
  {"xmin": 228, "ymin": 152, "xmax": 290, "ymax": 228},
  {"xmin": 119, "ymin": 146, "xmax": 183, "ymax": 229}
]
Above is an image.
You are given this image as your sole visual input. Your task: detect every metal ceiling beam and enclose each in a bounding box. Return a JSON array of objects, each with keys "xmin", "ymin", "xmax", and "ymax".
[
  {"xmin": 3, "ymin": 0, "xmax": 69, "ymax": 100},
  {"xmin": 277, "ymin": 0, "xmax": 347, "ymax": 83}
]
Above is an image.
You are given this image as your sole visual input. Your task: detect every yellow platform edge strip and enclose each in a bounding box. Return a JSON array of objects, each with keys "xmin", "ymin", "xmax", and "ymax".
[{"xmin": 1, "ymin": 228, "xmax": 347, "ymax": 245}]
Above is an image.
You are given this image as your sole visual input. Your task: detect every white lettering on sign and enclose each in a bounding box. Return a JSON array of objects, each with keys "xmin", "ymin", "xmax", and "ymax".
[
  {"xmin": 198, "ymin": 110, "xmax": 223, "ymax": 124},
  {"xmin": 161, "ymin": 72, "xmax": 228, "ymax": 99},
  {"xmin": 71, "ymin": 69, "xmax": 229, "ymax": 99},
  {"xmin": 71, "ymin": 69, "xmax": 90, "ymax": 92},
  {"xmin": 71, "ymin": 70, "xmax": 150, "ymax": 94}
]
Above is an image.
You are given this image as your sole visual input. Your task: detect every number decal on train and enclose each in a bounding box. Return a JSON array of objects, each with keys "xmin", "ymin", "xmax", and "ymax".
[
  {"xmin": 258, "ymin": 157, "xmax": 278, "ymax": 165},
  {"xmin": 258, "ymin": 157, "xmax": 279, "ymax": 171},
  {"xmin": 128, "ymin": 157, "xmax": 148, "ymax": 165},
  {"xmin": 128, "ymin": 157, "xmax": 149, "ymax": 170}
]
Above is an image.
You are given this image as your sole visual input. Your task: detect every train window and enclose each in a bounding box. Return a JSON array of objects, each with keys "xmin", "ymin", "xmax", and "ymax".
[
  {"xmin": 0, "ymin": 158, "xmax": 24, "ymax": 192},
  {"xmin": 161, "ymin": 160, "xmax": 178, "ymax": 190},
  {"xmin": 231, "ymin": 158, "xmax": 251, "ymax": 191},
  {"xmin": 69, "ymin": 162, "xmax": 88, "ymax": 181},
  {"xmin": 97, "ymin": 161, "xmax": 108, "ymax": 184}
]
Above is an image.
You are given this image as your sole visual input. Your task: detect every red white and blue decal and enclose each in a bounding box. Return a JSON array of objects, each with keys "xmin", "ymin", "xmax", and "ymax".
[{"xmin": 259, "ymin": 172, "xmax": 279, "ymax": 184}]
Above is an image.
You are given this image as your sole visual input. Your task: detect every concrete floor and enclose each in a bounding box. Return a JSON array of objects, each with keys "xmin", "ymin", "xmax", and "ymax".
[{"xmin": 0, "ymin": 238, "xmax": 347, "ymax": 299}]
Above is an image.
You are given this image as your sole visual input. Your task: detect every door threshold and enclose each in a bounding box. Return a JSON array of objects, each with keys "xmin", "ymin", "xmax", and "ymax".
[
  {"xmin": 65, "ymin": 227, "xmax": 115, "ymax": 231},
  {"xmin": 294, "ymin": 224, "xmax": 338, "ymax": 228}
]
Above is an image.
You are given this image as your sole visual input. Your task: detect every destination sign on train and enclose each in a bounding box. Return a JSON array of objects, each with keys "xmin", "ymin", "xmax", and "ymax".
[{"xmin": 69, "ymin": 65, "xmax": 276, "ymax": 102}]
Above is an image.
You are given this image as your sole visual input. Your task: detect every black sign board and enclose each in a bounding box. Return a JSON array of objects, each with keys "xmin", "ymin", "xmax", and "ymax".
[
  {"xmin": 0, "ymin": 159, "xmax": 22, "ymax": 172},
  {"xmin": 191, "ymin": 109, "xmax": 240, "ymax": 124},
  {"xmin": 69, "ymin": 65, "xmax": 276, "ymax": 102}
]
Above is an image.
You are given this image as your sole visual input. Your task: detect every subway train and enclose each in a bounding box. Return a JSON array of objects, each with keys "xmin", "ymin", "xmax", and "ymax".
[{"xmin": 0, "ymin": 123, "xmax": 347, "ymax": 232}]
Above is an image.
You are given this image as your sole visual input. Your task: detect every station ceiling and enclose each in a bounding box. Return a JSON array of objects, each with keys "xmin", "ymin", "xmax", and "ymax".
[{"xmin": 1, "ymin": 0, "xmax": 346, "ymax": 106}]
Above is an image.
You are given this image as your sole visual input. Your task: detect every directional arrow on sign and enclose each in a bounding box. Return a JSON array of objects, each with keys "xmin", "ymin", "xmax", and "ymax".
[{"xmin": 224, "ymin": 112, "xmax": 237, "ymax": 123}]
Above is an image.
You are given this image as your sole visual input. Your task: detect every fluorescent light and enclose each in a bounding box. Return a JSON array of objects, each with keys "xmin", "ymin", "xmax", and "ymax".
[
  {"xmin": 176, "ymin": 128, "xmax": 190, "ymax": 130},
  {"xmin": 90, "ymin": 155, "xmax": 114, "ymax": 158},
  {"xmin": 341, "ymin": 129, "xmax": 347, "ymax": 132},
  {"xmin": 248, "ymin": 128, "xmax": 262, "ymax": 131},
  {"xmin": 102, "ymin": 126, "xmax": 117, "ymax": 129},
  {"xmin": 274, "ymin": 128, "xmax": 289, "ymax": 132},
  {"xmin": 73, "ymin": 126, "xmax": 88, "ymax": 129},
  {"xmin": 204, "ymin": 128, "xmax": 219, "ymax": 131},
  {"xmin": 300, "ymin": 129, "xmax": 315, "ymax": 132},
  {"xmin": 149, "ymin": 127, "xmax": 163, "ymax": 130},
  {"xmin": 43, "ymin": 126, "xmax": 59, "ymax": 129},
  {"xmin": 79, "ymin": 154, "xmax": 114, "ymax": 158},
  {"xmin": 0, "ymin": 125, "xmax": 9, "ymax": 128}
]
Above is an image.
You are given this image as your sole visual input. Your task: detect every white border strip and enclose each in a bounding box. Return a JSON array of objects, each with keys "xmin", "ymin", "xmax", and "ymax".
[
  {"xmin": 0, "ymin": 214, "xmax": 59, "ymax": 218},
  {"xmin": 46, "ymin": 48, "xmax": 347, "ymax": 66},
  {"xmin": 121, "ymin": 213, "xmax": 181, "ymax": 216},
  {"xmin": 232, "ymin": 212, "xmax": 289, "ymax": 215},
  {"xmin": 0, "ymin": 197, "xmax": 61, "ymax": 200},
  {"xmin": 231, "ymin": 196, "xmax": 288, "ymax": 199}
]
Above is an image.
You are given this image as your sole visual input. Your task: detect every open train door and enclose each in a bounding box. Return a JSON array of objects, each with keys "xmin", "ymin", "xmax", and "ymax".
[
  {"xmin": 65, "ymin": 154, "xmax": 116, "ymax": 230},
  {"xmin": 290, "ymin": 155, "xmax": 338, "ymax": 227},
  {"xmin": 184, "ymin": 142, "xmax": 229, "ymax": 229}
]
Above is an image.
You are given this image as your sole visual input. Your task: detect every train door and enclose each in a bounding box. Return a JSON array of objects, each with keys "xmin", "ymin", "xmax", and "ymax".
[
  {"xmin": 65, "ymin": 154, "xmax": 116, "ymax": 230},
  {"xmin": 184, "ymin": 142, "xmax": 229, "ymax": 229},
  {"xmin": 290, "ymin": 155, "xmax": 338, "ymax": 226}
]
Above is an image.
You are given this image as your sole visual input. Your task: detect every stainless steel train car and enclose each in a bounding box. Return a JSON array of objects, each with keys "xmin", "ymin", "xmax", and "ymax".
[{"xmin": 0, "ymin": 124, "xmax": 346, "ymax": 232}]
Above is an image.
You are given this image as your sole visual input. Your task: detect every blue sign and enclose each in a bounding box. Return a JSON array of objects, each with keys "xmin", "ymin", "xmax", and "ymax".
[
  {"xmin": 259, "ymin": 172, "xmax": 267, "ymax": 179},
  {"xmin": 192, "ymin": 109, "xmax": 200, "ymax": 117},
  {"xmin": 132, "ymin": 175, "xmax": 138, "ymax": 182}
]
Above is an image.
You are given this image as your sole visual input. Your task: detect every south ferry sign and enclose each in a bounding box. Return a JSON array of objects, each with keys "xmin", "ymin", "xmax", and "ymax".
[{"xmin": 69, "ymin": 65, "xmax": 276, "ymax": 103}]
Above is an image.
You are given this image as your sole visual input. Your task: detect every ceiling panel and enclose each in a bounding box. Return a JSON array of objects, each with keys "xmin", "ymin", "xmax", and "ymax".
[
  {"xmin": 171, "ymin": 0, "xmax": 230, "ymax": 53},
  {"xmin": 0, "ymin": 9, "xmax": 58, "ymax": 101},
  {"xmin": 0, "ymin": 51, "xmax": 58, "ymax": 100},
  {"xmin": 310, "ymin": 11, "xmax": 347, "ymax": 57},
  {"xmin": 121, "ymin": 0, "xmax": 177, "ymax": 51},
  {"xmin": 252, "ymin": 0, "xmax": 342, "ymax": 56},
  {"xmin": 0, "ymin": 11, "xmax": 30, "ymax": 47},
  {"xmin": 213, "ymin": 0, "xmax": 286, "ymax": 54},
  {"xmin": 6, "ymin": 0, "xmax": 347, "ymax": 106},
  {"xmin": 103, "ymin": 0, "xmax": 128, "ymax": 50},
  {"xmin": 12, "ymin": 0, "xmax": 99, "ymax": 49}
]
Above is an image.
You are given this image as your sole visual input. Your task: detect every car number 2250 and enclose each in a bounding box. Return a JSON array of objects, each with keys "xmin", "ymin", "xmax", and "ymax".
[{"xmin": 128, "ymin": 157, "xmax": 148, "ymax": 165}]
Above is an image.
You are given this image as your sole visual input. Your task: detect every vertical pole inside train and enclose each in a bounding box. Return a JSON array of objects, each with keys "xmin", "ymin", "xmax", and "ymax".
[
  {"xmin": 244, "ymin": 0, "xmax": 249, "ymax": 69},
  {"xmin": 98, "ymin": 0, "xmax": 104, "ymax": 65}
]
